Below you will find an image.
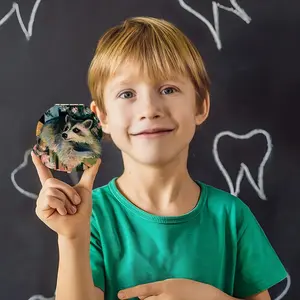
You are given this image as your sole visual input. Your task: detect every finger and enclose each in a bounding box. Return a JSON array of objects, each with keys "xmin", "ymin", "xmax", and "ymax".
[
  {"xmin": 77, "ymin": 158, "xmax": 101, "ymax": 191},
  {"xmin": 118, "ymin": 282, "xmax": 162, "ymax": 299},
  {"xmin": 43, "ymin": 178, "xmax": 81, "ymax": 206},
  {"xmin": 43, "ymin": 188, "xmax": 77, "ymax": 215},
  {"xmin": 40, "ymin": 196, "xmax": 67, "ymax": 216},
  {"xmin": 31, "ymin": 151, "xmax": 53, "ymax": 186}
]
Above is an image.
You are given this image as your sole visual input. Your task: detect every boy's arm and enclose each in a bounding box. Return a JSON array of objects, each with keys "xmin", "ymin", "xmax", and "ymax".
[
  {"xmin": 94, "ymin": 287, "xmax": 104, "ymax": 299},
  {"xmin": 245, "ymin": 290, "xmax": 271, "ymax": 300},
  {"xmin": 93, "ymin": 283, "xmax": 270, "ymax": 300},
  {"xmin": 219, "ymin": 291, "xmax": 270, "ymax": 300},
  {"xmin": 55, "ymin": 235, "xmax": 103, "ymax": 300},
  {"xmin": 218, "ymin": 289, "xmax": 270, "ymax": 300}
]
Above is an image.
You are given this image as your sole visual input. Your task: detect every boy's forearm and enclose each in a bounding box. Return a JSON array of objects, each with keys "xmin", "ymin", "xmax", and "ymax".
[
  {"xmin": 217, "ymin": 290, "xmax": 242, "ymax": 300},
  {"xmin": 218, "ymin": 289, "xmax": 270, "ymax": 300},
  {"xmin": 55, "ymin": 233, "xmax": 97, "ymax": 300}
]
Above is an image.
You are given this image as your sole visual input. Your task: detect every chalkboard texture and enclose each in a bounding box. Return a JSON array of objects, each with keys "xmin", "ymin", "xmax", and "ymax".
[{"xmin": 0, "ymin": 0, "xmax": 298, "ymax": 299}]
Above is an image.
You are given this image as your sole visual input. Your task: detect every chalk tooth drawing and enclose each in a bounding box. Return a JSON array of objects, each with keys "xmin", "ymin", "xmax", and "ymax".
[
  {"xmin": 178, "ymin": 0, "xmax": 251, "ymax": 50},
  {"xmin": 11, "ymin": 148, "xmax": 79, "ymax": 199},
  {"xmin": 0, "ymin": 0, "xmax": 42, "ymax": 40},
  {"xmin": 28, "ymin": 295, "xmax": 55, "ymax": 300},
  {"xmin": 11, "ymin": 149, "xmax": 56, "ymax": 299},
  {"xmin": 213, "ymin": 129, "xmax": 272, "ymax": 200},
  {"xmin": 11, "ymin": 149, "xmax": 38, "ymax": 199}
]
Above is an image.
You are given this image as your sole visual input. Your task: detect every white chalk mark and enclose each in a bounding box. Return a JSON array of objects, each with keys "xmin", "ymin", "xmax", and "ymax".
[
  {"xmin": 274, "ymin": 272, "xmax": 291, "ymax": 300},
  {"xmin": 28, "ymin": 295, "xmax": 55, "ymax": 300},
  {"xmin": 178, "ymin": 0, "xmax": 251, "ymax": 50},
  {"xmin": 11, "ymin": 149, "xmax": 38, "ymax": 199},
  {"xmin": 11, "ymin": 147, "xmax": 79, "ymax": 200},
  {"xmin": 213, "ymin": 129, "xmax": 272, "ymax": 200},
  {"xmin": 0, "ymin": 0, "xmax": 42, "ymax": 40}
]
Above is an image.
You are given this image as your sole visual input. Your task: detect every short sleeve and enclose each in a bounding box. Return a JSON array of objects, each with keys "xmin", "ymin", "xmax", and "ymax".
[
  {"xmin": 233, "ymin": 199, "xmax": 288, "ymax": 298},
  {"xmin": 90, "ymin": 210, "xmax": 105, "ymax": 291}
]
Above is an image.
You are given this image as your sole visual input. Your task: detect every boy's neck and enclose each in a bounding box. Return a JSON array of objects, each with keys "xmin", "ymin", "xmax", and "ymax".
[{"xmin": 116, "ymin": 151, "xmax": 200, "ymax": 216}]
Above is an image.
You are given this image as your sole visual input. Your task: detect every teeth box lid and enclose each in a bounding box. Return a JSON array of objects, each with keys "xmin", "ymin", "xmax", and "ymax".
[{"xmin": 33, "ymin": 104, "xmax": 102, "ymax": 173}]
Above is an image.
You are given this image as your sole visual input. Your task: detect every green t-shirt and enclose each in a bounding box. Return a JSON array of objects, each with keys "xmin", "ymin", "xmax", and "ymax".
[{"xmin": 90, "ymin": 178, "xmax": 287, "ymax": 300}]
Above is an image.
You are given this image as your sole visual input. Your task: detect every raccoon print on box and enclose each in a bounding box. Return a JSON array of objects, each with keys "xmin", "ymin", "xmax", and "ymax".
[{"xmin": 33, "ymin": 104, "xmax": 102, "ymax": 173}]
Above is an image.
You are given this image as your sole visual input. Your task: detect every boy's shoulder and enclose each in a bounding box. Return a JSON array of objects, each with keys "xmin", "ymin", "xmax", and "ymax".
[
  {"xmin": 90, "ymin": 178, "xmax": 119, "ymax": 222},
  {"xmin": 91, "ymin": 178, "xmax": 116, "ymax": 206},
  {"xmin": 92, "ymin": 180, "xmax": 113, "ymax": 198}
]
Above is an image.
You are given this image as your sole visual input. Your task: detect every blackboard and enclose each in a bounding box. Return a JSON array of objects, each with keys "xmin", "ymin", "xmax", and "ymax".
[{"xmin": 0, "ymin": 0, "xmax": 298, "ymax": 299}]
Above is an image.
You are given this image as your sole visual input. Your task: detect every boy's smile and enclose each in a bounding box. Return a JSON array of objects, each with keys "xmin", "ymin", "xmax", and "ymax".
[
  {"xmin": 130, "ymin": 128, "xmax": 174, "ymax": 138},
  {"xmin": 91, "ymin": 61, "xmax": 209, "ymax": 166}
]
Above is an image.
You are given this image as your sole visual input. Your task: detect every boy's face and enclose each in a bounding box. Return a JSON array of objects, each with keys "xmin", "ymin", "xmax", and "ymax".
[{"xmin": 91, "ymin": 62, "xmax": 209, "ymax": 166}]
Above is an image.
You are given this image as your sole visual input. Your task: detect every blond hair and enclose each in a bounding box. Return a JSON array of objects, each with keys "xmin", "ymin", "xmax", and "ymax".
[{"xmin": 87, "ymin": 16, "xmax": 210, "ymax": 113}]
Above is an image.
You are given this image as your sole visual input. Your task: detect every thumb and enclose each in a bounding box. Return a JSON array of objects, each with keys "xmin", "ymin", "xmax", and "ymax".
[{"xmin": 76, "ymin": 158, "xmax": 101, "ymax": 191}]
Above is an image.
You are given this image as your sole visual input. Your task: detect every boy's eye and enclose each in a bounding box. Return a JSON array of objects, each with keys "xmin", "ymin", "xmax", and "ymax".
[
  {"xmin": 73, "ymin": 128, "xmax": 80, "ymax": 133},
  {"xmin": 161, "ymin": 87, "xmax": 177, "ymax": 95},
  {"xmin": 119, "ymin": 91, "xmax": 134, "ymax": 99}
]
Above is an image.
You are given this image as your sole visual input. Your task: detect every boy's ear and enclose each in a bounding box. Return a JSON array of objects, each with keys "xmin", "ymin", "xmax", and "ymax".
[
  {"xmin": 195, "ymin": 93, "xmax": 210, "ymax": 126},
  {"xmin": 90, "ymin": 101, "xmax": 110, "ymax": 134}
]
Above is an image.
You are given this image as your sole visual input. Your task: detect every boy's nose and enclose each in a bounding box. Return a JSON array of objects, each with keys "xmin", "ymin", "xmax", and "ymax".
[
  {"xmin": 138, "ymin": 94, "xmax": 164, "ymax": 120},
  {"xmin": 139, "ymin": 105, "xmax": 163, "ymax": 120}
]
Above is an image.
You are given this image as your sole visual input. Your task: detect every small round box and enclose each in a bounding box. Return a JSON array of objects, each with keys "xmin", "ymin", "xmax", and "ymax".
[{"xmin": 33, "ymin": 104, "xmax": 102, "ymax": 173}]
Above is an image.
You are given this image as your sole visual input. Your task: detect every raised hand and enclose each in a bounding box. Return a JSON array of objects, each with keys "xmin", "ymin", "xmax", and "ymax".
[{"xmin": 31, "ymin": 151, "xmax": 101, "ymax": 239}]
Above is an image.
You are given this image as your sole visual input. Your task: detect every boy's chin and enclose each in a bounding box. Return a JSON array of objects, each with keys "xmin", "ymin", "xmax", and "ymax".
[{"xmin": 130, "ymin": 152, "xmax": 181, "ymax": 167}]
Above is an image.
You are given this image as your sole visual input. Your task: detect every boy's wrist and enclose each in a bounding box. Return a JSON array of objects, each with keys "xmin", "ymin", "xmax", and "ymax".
[{"xmin": 57, "ymin": 231, "xmax": 90, "ymax": 246}]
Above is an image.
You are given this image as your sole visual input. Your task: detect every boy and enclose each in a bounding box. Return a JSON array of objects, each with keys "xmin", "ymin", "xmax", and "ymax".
[{"xmin": 32, "ymin": 17, "xmax": 287, "ymax": 300}]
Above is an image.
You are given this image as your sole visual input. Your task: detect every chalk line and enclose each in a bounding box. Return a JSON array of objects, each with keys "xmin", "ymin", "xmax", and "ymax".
[
  {"xmin": 28, "ymin": 295, "xmax": 55, "ymax": 300},
  {"xmin": 11, "ymin": 149, "xmax": 38, "ymax": 199},
  {"xmin": 213, "ymin": 129, "xmax": 272, "ymax": 200},
  {"xmin": 11, "ymin": 148, "xmax": 80, "ymax": 199},
  {"xmin": 178, "ymin": 0, "xmax": 251, "ymax": 50},
  {"xmin": 274, "ymin": 272, "xmax": 291, "ymax": 300},
  {"xmin": 0, "ymin": 0, "xmax": 42, "ymax": 40}
]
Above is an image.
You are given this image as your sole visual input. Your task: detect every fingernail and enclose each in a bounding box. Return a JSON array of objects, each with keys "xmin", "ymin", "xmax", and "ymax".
[
  {"xmin": 118, "ymin": 292, "xmax": 124, "ymax": 299},
  {"xmin": 73, "ymin": 195, "xmax": 81, "ymax": 205},
  {"xmin": 70, "ymin": 206, "xmax": 77, "ymax": 214}
]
